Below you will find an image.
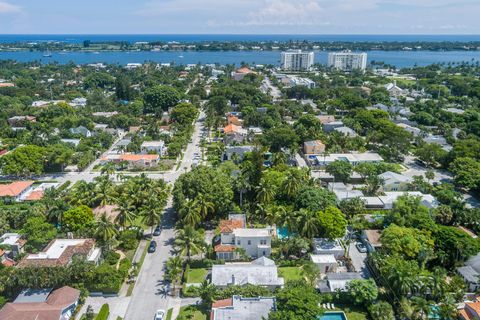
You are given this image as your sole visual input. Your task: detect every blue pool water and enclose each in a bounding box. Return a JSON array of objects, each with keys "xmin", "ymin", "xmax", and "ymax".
[
  {"xmin": 276, "ymin": 227, "xmax": 291, "ymax": 240},
  {"xmin": 319, "ymin": 312, "xmax": 348, "ymax": 320}
]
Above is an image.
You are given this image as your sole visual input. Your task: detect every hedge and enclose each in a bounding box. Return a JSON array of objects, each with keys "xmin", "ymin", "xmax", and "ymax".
[{"xmin": 95, "ymin": 304, "xmax": 109, "ymax": 320}]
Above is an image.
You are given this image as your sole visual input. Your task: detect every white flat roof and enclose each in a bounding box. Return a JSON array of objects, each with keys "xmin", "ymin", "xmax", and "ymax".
[
  {"xmin": 0, "ymin": 233, "xmax": 21, "ymax": 246},
  {"xmin": 311, "ymin": 254, "xmax": 337, "ymax": 264},
  {"xmin": 233, "ymin": 228, "xmax": 271, "ymax": 237},
  {"xmin": 26, "ymin": 239, "xmax": 85, "ymax": 260}
]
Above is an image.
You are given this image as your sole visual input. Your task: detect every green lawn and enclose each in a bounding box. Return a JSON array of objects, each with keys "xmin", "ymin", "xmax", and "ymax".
[
  {"xmin": 278, "ymin": 267, "xmax": 304, "ymax": 282},
  {"xmin": 345, "ymin": 311, "xmax": 368, "ymax": 320},
  {"xmin": 165, "ymin": 308, "xmax": 173, "ymax": 320},
  {"xmin": 186, "ymin": 268, "xmax": 208, "ymax": 283},
  {"xmin": 177, "ymin": 306, "xmax": 208, "ymax": 320}
]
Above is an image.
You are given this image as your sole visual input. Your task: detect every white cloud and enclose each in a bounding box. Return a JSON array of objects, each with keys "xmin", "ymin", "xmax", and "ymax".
[{"xmin": 0, "ymin": 1, "xmax": 21, "ymax": 14}]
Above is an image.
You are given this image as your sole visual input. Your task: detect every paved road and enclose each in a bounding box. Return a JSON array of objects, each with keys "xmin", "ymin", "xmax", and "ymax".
[
  {"xmin": 261, "ymin": 76, "xmax": 282, "ymax": 100},
  {"xmin": 123, "ymin": 111, "xmax": 205, "ymax": 320}
]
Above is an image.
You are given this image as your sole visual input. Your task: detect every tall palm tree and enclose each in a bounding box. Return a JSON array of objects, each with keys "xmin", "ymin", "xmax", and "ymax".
[
  {"xmin": 141, "ymin": 196, "xmax": 163, "ymax": 236},
  {"xmin": 235, "ymin": 173, "xmax": 250, "ymax": 208},
  {"xmin": 295, "ymin": 209, "xmax": 319, "ymax": 239},
  {"xmin": 174, "ymin": 225, "xmax": 205, "ymax": 261},
  {"xmin": 256, "ymin": 178, "xmax": 275, "ymax": 204},
  {"xmin": 95, "ymin": 213, "xmax": 118, "ymax": 246},
  {"xmin": 94, "ymin": 175, "xmax": 115, "ymax": 206},
  {"xmin": 166, "ymin": 256, "xmax": 183, "ymax": 295},
  {"xmin": 194, "ymin": 194, "xmax": 214, "ymax": 219},
  {"xmin": 387, "ymin": 267, "xmax": 414, "ymax": 296},
  {"xmin": 179, "ymin": 200, "xmax": 202, "ymax": 227},
  {"xmin": 70, "ymin": 181, "xmax": 96, "ymax": 206},
  {"xmin": 114, "ymin": 197, "xmax": 137, "ymax": 229},
  {"xmin": 411, "ymin": 297, "xmax": 432, "ymax": 320},
  {"xmin": 199, "ymin": 280, "xmax": 218, "ymax": 307},
  {"xmin": 100, "ymin": 162, "xmax": 116, "ymax": 177}
]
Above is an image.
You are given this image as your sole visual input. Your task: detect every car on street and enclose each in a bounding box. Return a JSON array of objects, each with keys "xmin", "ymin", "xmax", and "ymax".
[
  {"xmin": 356, "ymin": 242, "xmax": 367, "ymax": 253},
  {"xmin": 148, "ymin": 240, "xmax": 157, "ymax": 253},
  {"xmin": 153, "ymin": 226, "xmax": 161, "ymax": 236},
  {"xmin": 154, "ymin": 309, "xmax": 165, "ymax": 320}
]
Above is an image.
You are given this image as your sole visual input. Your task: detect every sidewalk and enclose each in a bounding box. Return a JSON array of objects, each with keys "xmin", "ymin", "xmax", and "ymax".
[{"xmin": 118, "ymin": 239, "xmax": 149, "ymax": 296}]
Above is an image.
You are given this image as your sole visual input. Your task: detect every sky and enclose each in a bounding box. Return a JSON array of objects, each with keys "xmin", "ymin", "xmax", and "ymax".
[{"xmin": 0, "ymin": 0, "xmax": 479, "ymax": 34}]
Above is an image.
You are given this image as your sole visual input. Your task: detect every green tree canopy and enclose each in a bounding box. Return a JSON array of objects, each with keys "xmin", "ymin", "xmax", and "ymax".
[{"xmin": 143, "ymin": 85, "xmax": 182, "ymax": 115}]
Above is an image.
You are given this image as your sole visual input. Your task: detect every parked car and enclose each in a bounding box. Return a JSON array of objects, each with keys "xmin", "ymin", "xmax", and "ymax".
[
  {"xmin": 148, "ymin": 240, "xmax": 157, "ymax": 253},
  {"xmin": 154, "ymin": 309, "xmax": 165, "ymax": 320},
  {"xmin": 153, "ymin": 226, "xmax": 161, "ymax": 236},
  {"xmin": 356, "ymin": 242, "xmax": 367, "ymax": 253}
]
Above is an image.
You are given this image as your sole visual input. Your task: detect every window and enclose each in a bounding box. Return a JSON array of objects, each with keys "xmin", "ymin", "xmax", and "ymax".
[
  {"xmin": 260, "ymin": 240, "xmax": 267, "ymax": 245},
  {"xmin": 247, "ymin": 240, "xmax": 251, "ymax": 245},
  {"xmin": 237, "ymin": 240, "xmax": 241, "ymax": 245}
]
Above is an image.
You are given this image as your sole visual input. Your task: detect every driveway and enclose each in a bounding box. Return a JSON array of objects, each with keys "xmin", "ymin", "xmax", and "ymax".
[{"xmin": 348, "ymin": 242, "xmax": 370, "ymax": 278}]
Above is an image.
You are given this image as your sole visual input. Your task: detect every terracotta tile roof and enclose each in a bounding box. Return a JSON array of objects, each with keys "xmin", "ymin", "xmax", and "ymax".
[
  {"xmin": 121, "ymin": 154, "xmax": 159, "ymax": 162},
  {"xmin": 214, "ymin": 244, "xmax": 236, "ymax": 253},
  {"xmin": 18, "ymin": 239, "xmax": 96, "ymax": 268},
  {"xmin": 365, "ymin": 229, "xmax": 382, "ymax": 246},
  {"xmin": 93, "ymin": 205, "xmax": 120, "ymax": 220},
  {"xmin": 219, "ymin": 219, "xmax": 245, "ymax": 233},
  {"xmin": 459, "ymin": 308, "xmax": 470, "ymax": 320},
  {"xmin": 2, "ymin": 257, "xmax": 16, "ymax": 267},
  {"xmin": 236, "ymin": 67, "xmax": 256, "ymax": 74},
  {"xmin": 223, "ymin": 124, "xmax": 243, "ymax": 134},
  {"xmin": 466, "ymin": 302, "xmax": 480, "ymax": 318},
  {"xmin": 0, "ymin": 286, "xmax": 80, "ymax": 320},
  {"xmin": 0, "ymin": 181, "xmax": 34, "ymax": 197},
  {"xmin": 24, "ymin": 190, "xmax": 44, "ymax": 201},
  {"xmin": 212, "ymin": 298, "xmax": 233, "ymax": 308}
]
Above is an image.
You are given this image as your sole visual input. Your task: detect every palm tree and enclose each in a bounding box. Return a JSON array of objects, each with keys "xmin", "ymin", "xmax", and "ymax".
[
  {"xmin": 283, "ymin": 170, "xmax": 303, "ymax": 198},
  {"xmin": 198, "ymin": 280, "xmax": 218, "ymax": 307},
  {"xmin": 95, "ymin": 213, "xmax": 118, "ymax": 246},
  {"xmin": 166, "ymin": 256, "xmax": 183, "ymax": 295},
  {"xmin": 256, "ymin": 178, "xmax": 275, "ymax": 204},
  {"xmin": 235, "ymin": 173, "xmax": 250, "ymax": 208},
  {"xmin": 194, "ymin": 194, "xmax": 214, "ymax": 219},
  {"xmin": 114, "ymin": 197, "xmax": 137, "ymax": 229},
  {"xmin": 94, "ymin": 175, "xmax": 115, "ymax": 206},
  {"xmin": 70, "ymin": 181, "xmax": 96, "ymax": 206},
  {"xmin": 100, "ymin": 162, "xmax": 116, "ymax": 177},
  {"xmin": 141, "ymin": 196, "xmax": 163, "ymax": 236},
  {"xmin": 179, "ymin": 200, "xmax": 202, "ymax": 227},
  {"xmin": 174, "ymin": 225, "xmax": 205, "ymax": 261},
  {"xmin": 387, "ymin": 267, "xmax": 414, "ymax": 296},
  {"xmin": 411, "ymin": 296, "xmax": 432, "ymax": 320},
  {"xmin": 295, "ymin": 209, "xmax": 319, "ymax": 238}
]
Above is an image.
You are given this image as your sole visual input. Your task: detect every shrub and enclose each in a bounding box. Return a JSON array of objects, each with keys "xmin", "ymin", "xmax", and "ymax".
[
  {"xmin": 104, "ymin": 251, "xmax": 121, "ymax": 265},
  {"xmin": 189, "ymin": 259, "xmax": 224, "ymax": 268},
  {"xmin": 95, "ymin": 304, "xmax": 109, "ymax": 320},
  {"xmin": 181, "ymin": 285, "xmax": 200, "ymax": 298},
  {"xmin": 0, "ymin": 296, "xmax": 7, "ymax": 308},
  {"xmin": 118, "ymin": 230, "xmax": 141, "ymax": 250}
]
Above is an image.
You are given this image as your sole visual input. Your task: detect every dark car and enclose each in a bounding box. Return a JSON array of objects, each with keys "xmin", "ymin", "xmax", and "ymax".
[
  {"xmin": 153, "ymin": 226, "xmax": 161, "ymax": 236},
  {"xmin": 148, "ymin": 240, "xmax": 157, "ymax": 253}
]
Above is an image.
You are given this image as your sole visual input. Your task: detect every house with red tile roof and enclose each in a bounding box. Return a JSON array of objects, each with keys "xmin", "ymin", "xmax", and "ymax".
[
  {"xmin": 0, "ymin": 233, "xmax": 26, "ymax": 266},
  {"xmin": 222, "ymin": 124, "xmax": 247, "ymax": 144},
  {"xmin": 0, "ymin": 181, "xmax": 34, "ymax": 201},
  {"xmin": 18, "ymin": 239, "xmax": 101, "ymax": 268},
  {"xmin": 215, "ymin": 214, "xmax": 273, "ymax": 261},
  {"xmin": 231, "ymin": 67, "xmax": 257, "ymax": 81},
  {"xmin": 459, "ymin": 301, "xmax": 480, "ymax": 320},
  {"xmin": 100, "ymin": 154, "xmax": 159, "ymax": 169},
  {"xmin": 0, "ymin": 286, "xmax": 80, "ymax": 320}
]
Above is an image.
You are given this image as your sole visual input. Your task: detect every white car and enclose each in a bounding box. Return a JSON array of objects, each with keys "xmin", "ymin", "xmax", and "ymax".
[{"xmin": 154, "ymin": 309, "xmax": 165, "ymax": 320}]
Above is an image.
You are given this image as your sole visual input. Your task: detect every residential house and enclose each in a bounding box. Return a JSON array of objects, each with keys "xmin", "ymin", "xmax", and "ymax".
[
  {"xmin": 310, "ymin": 254, "xmax": 338, "ymax": 274},
  {"xmin": 92, "ymin": 111, "xmax": 119, "ymax": 118},
  {"xmin": 379, "ymin": 171, "xmax": 413, "ymax": 192},
  {"xmin": 0, "ymin": 233, "xmax": 26, "ymax": 267},
  {"xmin": 18, "ymin": 238, "xmax": 101, "ymax": 268},
  {"xmin": 328, "ymin": 182, "xmax": 364, "ymax": 202},
  {"xmin": 361, "ymin": 230, "xmax": 382, "ymax": 253},
  {"xmin": 227, "ymin": 115, "xmax": 243, "ymax": 126},
  {"xmin": 385, "ymin": 81, "xmax": 406, "ymax": 97},
  {"xmin": 313, "ymin": 238, "xmax": 345, "ymax": 259},
  {"xmin": 377, "ymin": 191, "xmax": 439, "ymax": 209},
  {"xmin": 396, "ymin": 123, "xmax": 422, "ymax": 137},
  {"xmin": 113, "ymin": 138, "xmax": 131, "ymax": 153},
  {"xmin": 0, "ymin": 181, "xmax": 34, "ymax": 202},
  {"xmin": 215, "ymin": 214, "xmax": 272, "ymax": 260},
  {"xmin": 334, "ymin": 126, "xmax": 357, "ymax": 137},
  {"xmin": 21, "ymin": 183, "xmax": 58, "ymax": 202},
  {"xmin": 231, "ymin": 67, "xmax": 257, "ymax": 81},
  {"xmin": 93, "ymin": 123, "xmax": 109, "ymax": 131},
  {"xmin": 0, "ymin": 286, "xmax": 80, "ymax": 320},
  {"xmin": 7, "ymin": 116, "xmax": 36, "ymax": 126},
  {"xmin": 31, "ymin": 100, "xmax": 65, "ymax": 108},
  {"xmin": 318, "ymin": 272, "xmax": 363, "ymax": 293},
  {"xmin": 457, "ymin": 253, "xmax": 480, "ymax": 292},
  {"xmin": 459, "ymin": 301, "xmax": 480, "ymax": 320},
  {"xmin": 323, "ymin": 121, "xmax": 345, "ymax": 133},
  {"xmin": 69, "ymin": 97, "xmax": 87, "ymax": 107},
  {"xmin": 423, "ymin": 134, "xmax": 453, "ymax": 152},
  {"xmin": 100, "ymin": 154, "xmax": 160, "ymax": 169},
  {"xmin": 317, "ymin": 115, "xmax": 336, "ymax": 125},
  {"xmin": 211, "ymin": 295, "xmax": 276, "ymax": 320},
  {"xmin": 212, "ymin": 257, "xmax": 284, "ymax": 289},
  {"xmin": 61, "ymin": 139, "xmax": 81, "ymax": 147},
  {"xmin": 93, "ymin": 205, "xmax": 120, "ymax": 221},
  {"xmin": 69, "ymin": 126, "xmax": 92, "ymax": 138},
  {"xmin": 140, "ymin": 141, "xmax": 165, "ymax": 156},
  {"xmin": 307, "ymin": 153, "xmax": 383, "ymax": 168},
  {"xmin": 223, "ymin": 124, "xmax": 248, "ymax": 144},
  {"xmin": 303, "ymin": 140, "xmax": 326, "ymax": 155},
  {"xmin": 223, "ymin": 146, "xmax": 254, "ymax": 162}
]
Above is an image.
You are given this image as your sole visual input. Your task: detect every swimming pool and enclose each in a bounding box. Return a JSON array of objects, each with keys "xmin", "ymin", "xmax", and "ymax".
[
  {"xmin": 276, "ymin": 227, "xmax": 290, "ymax": 240},
  {"xmin": 318, "ymin": 311, "xmax": 348, "ymax": 320}
]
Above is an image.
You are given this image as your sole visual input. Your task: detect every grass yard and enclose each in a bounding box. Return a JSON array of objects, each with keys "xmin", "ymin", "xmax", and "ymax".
[
  {"xmin": 278, "ymin": 267, "xmax": 304, "ymax": 282},
  {"xmin": 186, "ymin": 268, "xmax": 208, "ymax": 283},
  {"xmin": 177, "ymin": 305, "xmax": 208, "ymax": 320},
  {"xmin": 165, "ymin": 308, "xmax": 173, "ymax": 320},
  {"xmin": 345, "ymin": 311, "xmax": 368, "ymax": 320}
]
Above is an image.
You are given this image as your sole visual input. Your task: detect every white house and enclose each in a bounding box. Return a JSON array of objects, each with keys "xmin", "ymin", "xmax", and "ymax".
[
  {"xmin": 69, "ymin": 126, "xmax": 92, "ymax": 137},
  {"xmin": 385, "ymin": 81, "xmax": 407, "ymax": 97},
  {"xmin": 140, "ymin": 140, "xmax": 165, "ymax": 156},
  {"xmin": 212, "ymin": 257, "xmax": 284, "ymax": 289},
  {"xmin": 211, "ymin": 296, "xmax": 276, "ymax": 320},
  {"xmin": 215, "ymin": 215, "xmax": 272, "ymax": 261},
  {"xmin": 457, "ymin": 253, "xmax": 480, "ymax": 292},
  {"xmin": 379, "ymin": 171, "xmax": 413, "ymax": 192},
  {"xmin": 310, "ymin": 254, "xmax": 338, "ymax": 274},
  {"xmin": 308, "ymin": 153, "xmax": 383, "ymax": 168},
  {"xmin": 222, "ymin": 146, "xmax": 254, "ymax": 162},
  {"xmin": 313, "ymin": 238, "xmax": 345, "ymax": 259},
  {"xmin": 69, "ymin": 97, "xmax": 87, "ymax": 107}
]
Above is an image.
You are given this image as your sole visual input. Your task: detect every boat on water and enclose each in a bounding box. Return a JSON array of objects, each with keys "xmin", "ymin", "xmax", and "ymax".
[
  {"xmin": 179, "ymin": 55, "xmax": 184, "ymax": 58},
  {"xmin": 43, "ymin": 51, "xmax": 52, "ymax": 58}
]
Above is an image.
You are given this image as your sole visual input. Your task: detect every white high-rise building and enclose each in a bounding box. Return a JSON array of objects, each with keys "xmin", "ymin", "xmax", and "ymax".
[
  {"xmin": 328, "ymin": 51, "xmax": 368, "ymax": 71},
  {"xmin": 281, "ymin": 50, "xmax": 314, "ymax": 71}
]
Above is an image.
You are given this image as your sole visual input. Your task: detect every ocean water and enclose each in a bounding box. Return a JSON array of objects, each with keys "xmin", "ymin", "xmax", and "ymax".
[
  {"xmin": 0, "ymin": 49, "xmax": 478, "ymax": 68},
  {"xmin": 0, "ymin": 34, "xmax": 479, "ymax": 67}
]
